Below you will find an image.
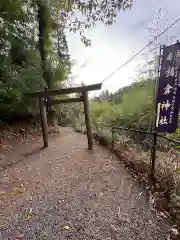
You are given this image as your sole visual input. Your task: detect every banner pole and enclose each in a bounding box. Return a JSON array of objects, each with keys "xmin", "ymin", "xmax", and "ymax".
[{"xmin": 151, "ymin": 45, "xmax": 164, "ymax": 176}]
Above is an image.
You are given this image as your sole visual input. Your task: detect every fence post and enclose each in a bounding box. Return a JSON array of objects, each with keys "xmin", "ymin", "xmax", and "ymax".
[
  {"xmin": 39, "ymin": 97, "xmax": 48, "ymax": 148},
  {"xmin": 112, "ymin": 127, "xmax": 115, "ymax": 151},
  {"xmin": 83, "ymin": 91, "xmax": 93, "ymax": 150}
]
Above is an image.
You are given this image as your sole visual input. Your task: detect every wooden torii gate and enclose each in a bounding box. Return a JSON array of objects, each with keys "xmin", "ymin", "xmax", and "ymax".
[{"xmin": 26, "ymin": 83, "xmax": 102, "ymax": 150}]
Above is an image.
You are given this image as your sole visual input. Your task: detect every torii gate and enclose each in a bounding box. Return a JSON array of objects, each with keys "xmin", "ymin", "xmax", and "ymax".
[{"xmin": 26, "ymin": 83, "xmax": 102, "ymax": 150}]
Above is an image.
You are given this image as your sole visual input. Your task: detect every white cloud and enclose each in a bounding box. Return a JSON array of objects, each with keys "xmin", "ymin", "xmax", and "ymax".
[
  {"xmin": 66, "ymin": 0, "xmax": 180, "ymax": 94},
  {"xmin": 67, "ymin": 23, "xmax": 142, "ymax": 93}
]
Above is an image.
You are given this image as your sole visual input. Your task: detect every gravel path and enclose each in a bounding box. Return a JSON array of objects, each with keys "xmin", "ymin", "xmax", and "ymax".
[{"xmin": 0, "ymin": 128, "xmax": 170, "ymax": 239}]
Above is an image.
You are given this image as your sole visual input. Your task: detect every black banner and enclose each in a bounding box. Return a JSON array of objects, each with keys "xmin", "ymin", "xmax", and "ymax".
[{"xmin": 155, "ymin": 42, "xmax": 180, "ymax": 133}]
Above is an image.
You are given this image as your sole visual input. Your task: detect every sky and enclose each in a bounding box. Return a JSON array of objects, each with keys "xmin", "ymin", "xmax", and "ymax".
[{"xmin": 66, "ymin": 0, "xmax": 180, "ymax": 95}]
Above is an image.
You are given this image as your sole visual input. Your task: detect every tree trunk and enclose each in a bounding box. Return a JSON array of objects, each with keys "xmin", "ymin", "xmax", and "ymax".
[
  {"xmin": 37, "ymin": 0, "xmax": 55, "ymax": 125},
  {"xmin": 37, "ymin": 1, "xmax": 52, "ymax": 90}
]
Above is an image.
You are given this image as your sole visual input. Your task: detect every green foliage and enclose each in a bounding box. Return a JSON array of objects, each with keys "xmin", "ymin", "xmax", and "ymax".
[
  {"xmin": 0, "ymin": 0, "xmax": 27, "ymax": 22},
  {"xmin": 0, "ymin": 0, "xmax": 72, "ymax": 120},
  {"xmin": 91, "ymin": 79, "xmax": 155, "ymax": 130},
  {"xmin": 0, "ymin": 0, "xmax": 134, "ymax": 123}
]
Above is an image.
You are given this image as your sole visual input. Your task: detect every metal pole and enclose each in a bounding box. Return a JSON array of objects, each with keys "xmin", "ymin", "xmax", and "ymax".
[
  {"xmin": 112, "ymin": 127, "xmax": 115, "ymax": 151},
  {"xmin": 151, "ymin": 133, "xmax": 157, "ymax": 174}
]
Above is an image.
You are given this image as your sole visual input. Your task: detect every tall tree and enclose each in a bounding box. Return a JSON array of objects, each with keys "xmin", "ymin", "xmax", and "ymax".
[
  {"xmin": 35, "ymin": 0, "xmax": 134, "ymax": 90},
  {"xmin": 0, "ymin": 0, "xmax": 134, "ymax": 122}
]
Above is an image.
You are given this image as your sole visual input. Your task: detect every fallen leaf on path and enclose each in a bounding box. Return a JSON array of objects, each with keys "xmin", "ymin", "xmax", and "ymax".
[
  {"xmin": 23, "ymin": 215, "xmax": 32, "ymax": 221},
  {"xmin": 14, "ymin": 186, "xmax": 26, "ymax": 194},
  {"xmin": 171, "ymin": 227, "xmax": 178, "ymax": 236},
  {"xmin": 23, "ymin": 208, "xmax": 33, "ymax": 221},
  {"xmin": 63, "ymin": 226, "xmax": 72, "ymax": 231},
  {"xmin": 0, "ymin": 144, "xmax": 9, "ymax": 151},
  {"xmin": 15, "ymin": 233, "xmax": 24, "ymax": 239}
]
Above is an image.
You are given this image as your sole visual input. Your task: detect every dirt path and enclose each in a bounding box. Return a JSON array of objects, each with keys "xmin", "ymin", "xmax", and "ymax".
[{"xmin": 0, "ymin": 128, "xmax": 170, "ymax": 239}]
